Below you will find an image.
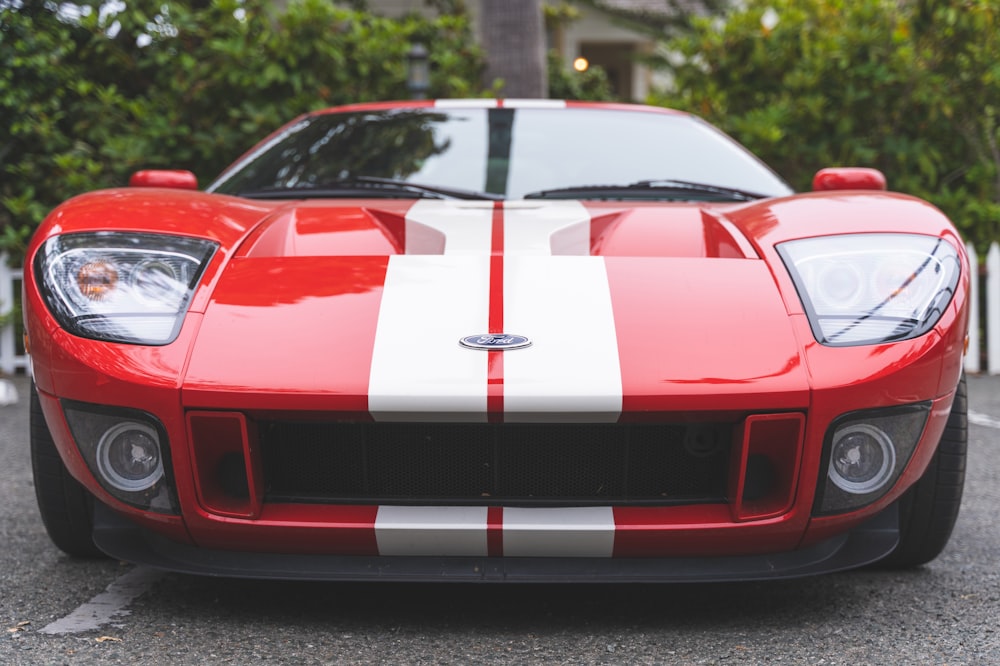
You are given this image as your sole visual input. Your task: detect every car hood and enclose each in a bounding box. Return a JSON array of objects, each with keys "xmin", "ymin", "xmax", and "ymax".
[{"xmin": 182, "ymin": 199, "xmax": 810, "ymax": 418}]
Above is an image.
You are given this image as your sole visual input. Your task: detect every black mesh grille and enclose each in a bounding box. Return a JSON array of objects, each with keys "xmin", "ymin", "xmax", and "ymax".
[{"xmin": 259, "ymin": 421, "xmax": 732, "ymax": 505}]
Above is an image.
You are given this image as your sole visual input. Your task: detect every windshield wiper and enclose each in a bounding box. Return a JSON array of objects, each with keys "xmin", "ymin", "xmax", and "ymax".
[
  {"xmin": 522, "ymin": 179, "xmax": 768, "ymax": 202},
  {"xmin": 238, "ymin": 177, "xmax": 501, "ymax": 201}
]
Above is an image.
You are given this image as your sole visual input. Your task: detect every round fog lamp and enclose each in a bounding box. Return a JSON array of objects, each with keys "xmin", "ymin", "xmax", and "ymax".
[
  {"xmin": 96, "ymin": 422, "xmax": 164, "ymax": 492},
  {"xmin": 828, "ymin": 423, "xmax": 895, "ymax": 494}
]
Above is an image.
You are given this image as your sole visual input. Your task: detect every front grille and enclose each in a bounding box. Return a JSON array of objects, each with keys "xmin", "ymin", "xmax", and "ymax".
[{"xmin": 258, "ymin": 421, "xmax": 732, "ymax": 506}]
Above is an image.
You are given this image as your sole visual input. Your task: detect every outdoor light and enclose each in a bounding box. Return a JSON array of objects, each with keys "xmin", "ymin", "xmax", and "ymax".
[
  {"xmin": 573, "ymin": 57, "xmax": 590, "ymax": 73},
  {"xmin": 761, "ymin": 7, "xmax": 780, "ymax": 32},
  {"xmin": 407, "ymin": 43, "xmax": 430, "ymax": 100}
]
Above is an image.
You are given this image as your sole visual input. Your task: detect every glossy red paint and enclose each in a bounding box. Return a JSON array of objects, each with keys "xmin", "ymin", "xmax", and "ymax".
[
  {"xmin": 182, "ymin": 256, "xmax": 389, "ymax": 413},
  {"xmin": 187, "ymin": 504, "xmax": 381, "ymax": 555},
  {"xmin": 129, "ymin": 169, "xmax": 199, "ymax": 190},
  {"xmin": 612, "ymin": 505, "xmax": 804, "ymax": 558},
  {"xmin": 812, "ymin": 167, "xmax": 887, "ymax": 192},
  {"xmin": 585, "ymin": 203, "xmax": 756, "ymax": 258},
  {"xmin": 607, "ymin": 257, "xmax": 809, "ymax": 413},
  {"xmin": 240, "ymin": 202, "xmax": 414, "ymax": 257},
  {"xmin": 22, "ymin": 102, "xmax": 971, "ymax": 577},
  {"xmin": 24, "ymin": 188, "xmax": 968, "ymax": 554}
]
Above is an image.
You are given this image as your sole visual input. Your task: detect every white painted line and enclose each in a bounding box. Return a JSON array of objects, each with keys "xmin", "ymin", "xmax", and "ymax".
[
  {"xmin": 970, "ymin": 410, "xmax": 1000, "ymax": 430},
  {"xmin": 39, "ymin": 566, "xmax": 165, "ymax": 635}
]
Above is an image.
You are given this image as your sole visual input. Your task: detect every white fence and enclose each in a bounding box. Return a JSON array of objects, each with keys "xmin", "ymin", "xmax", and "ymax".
[
  {"xmin": 0, "ymin": 255, "xmax": 27, "ymax": 375},
  {"xmin": 2, "ymin": 244, "xmax": 1000, "ymax": 375},
  {"xmin": 965, "ymin": 241, "xmax": 1000, "ymax": 375}
]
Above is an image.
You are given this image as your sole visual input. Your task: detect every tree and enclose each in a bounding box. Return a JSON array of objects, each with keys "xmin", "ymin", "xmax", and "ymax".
[
  {"xmin": 653, "ymin": 0, "xmax": 1000, "ymax": 250},
  {"xmin": 480, "ymin": 0, "xmax": 548, "ymax": 97},
  {"xmin": 0, "ymin": 0, "xmax": 486, "ymax": 260}
]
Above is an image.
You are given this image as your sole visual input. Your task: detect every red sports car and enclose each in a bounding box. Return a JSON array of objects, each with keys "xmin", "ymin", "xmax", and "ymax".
[{"xmin": 25, "ymin": 100, "xmax": 969, "ymax": 581}]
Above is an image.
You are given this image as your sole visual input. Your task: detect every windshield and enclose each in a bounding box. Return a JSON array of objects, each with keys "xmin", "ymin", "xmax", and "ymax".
[{"xmin": 207, "ymin": 107, "xmax": 793, "ymax": 201}]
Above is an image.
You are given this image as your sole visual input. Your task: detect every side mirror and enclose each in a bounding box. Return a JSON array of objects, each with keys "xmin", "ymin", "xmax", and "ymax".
[
  {"xmin": 129, "ymin": 170, "xmax": 198, "ymax": 190},
  {"xmin": 812, "ymin": 167, "xmax": 886, "ymax": 192}
]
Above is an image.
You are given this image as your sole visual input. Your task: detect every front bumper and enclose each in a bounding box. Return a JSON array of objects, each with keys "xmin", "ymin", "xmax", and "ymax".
[
  {"xmin": 36, "ymin": 383, "xmax": 957, "ymax": 572},
  {"xmin": 92, "ymin": 501, "xmax": 900, "ymax": 582}
]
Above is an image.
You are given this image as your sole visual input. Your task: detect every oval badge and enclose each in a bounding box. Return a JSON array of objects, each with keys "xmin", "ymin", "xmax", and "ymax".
[{"xmin": 459, "ymin": 334, "xmax": 532, "ymax": 351}]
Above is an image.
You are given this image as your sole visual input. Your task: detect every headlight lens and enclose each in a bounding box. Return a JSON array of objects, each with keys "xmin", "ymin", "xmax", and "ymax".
[
  {"xmin": 778, "ymin": 234, "xmax": 961, "ymax": 346},
  {"xmin": 35, "ymin": 232, "xmax": 217, "ymax": 345}
]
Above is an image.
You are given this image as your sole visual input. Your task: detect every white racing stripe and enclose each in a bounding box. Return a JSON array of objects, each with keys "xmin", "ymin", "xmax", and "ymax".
[
  {"xmin": 503, "ymin": 201, "xmax": 622, "ymax": 421},
  {"xmin": 434, "ymin": 99, "xmax": 499, "ymax": 109},
  {"xmin": 367, "ymin": 254, "xmax": 490, "ymax": 421},
  {"xmin": 375, "ymin": 506, "xmax": 489, "ymax": 556},
  {"xmin": 503, "ymin": 507, "xmax": 615, "ymax": 557},
  {"xmin": 373, "ymin": 506, "xmax": 615, "ymax": 557},
  {"xmin": 503, "ymin": 200, "xmax": 591, "ymax": 256},
  {"xmin": 499, "ymin": 99, "xmax": 568, "ymax": 109},
  {"xmin": 431, "ymin": 99, "xmax": 567, "ymax": 109},
  {"xmin": 368, "ymin": 203, "xmax": 495, "ymax": 421},
  {"xmin": 503, "ymin": 254, "xmax": 622, "ymax": 421},
  {"xmin": 368, "ymin": 200, "xmax": 622, "ymax": 422},
  {"xmin": 405, "ymin": 200, "xmax": 495, "ymax": 255}
]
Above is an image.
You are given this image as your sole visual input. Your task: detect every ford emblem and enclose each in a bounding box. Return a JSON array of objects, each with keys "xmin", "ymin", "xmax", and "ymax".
[{"xmin": 459, "ymin": 334, "xmax": 532, "ymax": 350}]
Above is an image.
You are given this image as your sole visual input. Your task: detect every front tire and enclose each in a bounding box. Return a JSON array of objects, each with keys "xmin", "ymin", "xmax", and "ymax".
[
  {"xmin": 30, "ymin": 383, "xmax": 106, "ymax": 558},
  {"xmin": 880, "ymin": 373, "xmax": 967, "ymax": 568}
]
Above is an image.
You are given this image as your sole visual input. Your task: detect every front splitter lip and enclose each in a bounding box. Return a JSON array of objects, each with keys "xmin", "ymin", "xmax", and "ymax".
[{"xmin": 91, "ymin": 501, "xmax": 900, "ymax": 583}]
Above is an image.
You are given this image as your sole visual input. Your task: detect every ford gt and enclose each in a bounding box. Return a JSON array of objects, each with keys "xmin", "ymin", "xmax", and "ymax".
[{"xmin": 24, "ymin": 100, "xmax": 969, "ymax": 581}]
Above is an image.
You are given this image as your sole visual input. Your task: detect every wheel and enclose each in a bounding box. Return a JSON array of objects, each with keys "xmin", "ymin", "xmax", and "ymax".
[
  {"xmin": 880, "ymin": 373, "xmax": 967, "ymax": 568},
  {"xmin": 30, "ymin": 383, "xmax": 107, "ymax": 558}
]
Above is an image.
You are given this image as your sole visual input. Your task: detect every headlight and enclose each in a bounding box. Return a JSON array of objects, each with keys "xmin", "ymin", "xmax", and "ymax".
[
  {"xmin": 35, "ymin": 232, "xmax": 217, "ymax": 345},
  {"xmin": 778, "ymin": 234, "xmax": 961, "ymax": 346}
]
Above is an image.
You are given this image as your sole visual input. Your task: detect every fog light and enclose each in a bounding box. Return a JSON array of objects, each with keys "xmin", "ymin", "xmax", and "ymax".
[
  {"xmin": 829, "ymin": 424, "xmax": 895, "ymax": 494},
  {"xmin": 62, "ymin": 401, "xmax": 178, "ymax": 514},
  {"xmin": 815, "ymin": 403, "xmax": 929, "ymax": 515},
  {"xmin": 96, "ymin": 422, "xmax": 164, "ymax": 492}
]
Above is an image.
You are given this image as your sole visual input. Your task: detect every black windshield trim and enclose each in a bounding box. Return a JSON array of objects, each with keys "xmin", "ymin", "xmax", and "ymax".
[
  {"xmin": 523, "ymin": 179, "xmax": 768, "ymax": 202},
  {"xmin": 238, "ymin": 177, "xmax": 501, "ymax": 201}
]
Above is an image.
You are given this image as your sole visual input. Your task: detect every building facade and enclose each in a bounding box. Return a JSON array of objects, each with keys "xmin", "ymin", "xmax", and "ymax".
[{"xmin": 366, "ymin": 0, "xmax": 686, "ymax": 101}]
